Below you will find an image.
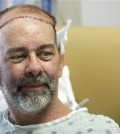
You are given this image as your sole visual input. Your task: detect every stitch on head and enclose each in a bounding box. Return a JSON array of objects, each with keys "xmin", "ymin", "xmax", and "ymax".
[
  {"xmin": 0, "ymin": 15, "xmax": 53, "ymax": 29},
  {"xmin": 0, "ymin": 4, "xmax": 57, "ymax": 44},
  {"xmin": 0, "ymin": 4, "xmax": 56, "ymax": 29}
]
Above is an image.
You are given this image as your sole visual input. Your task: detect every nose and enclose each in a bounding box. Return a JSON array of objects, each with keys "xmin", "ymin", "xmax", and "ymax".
[{"xmin": 25, "ymin": 53, "xmax": 43, "ymax": 76}]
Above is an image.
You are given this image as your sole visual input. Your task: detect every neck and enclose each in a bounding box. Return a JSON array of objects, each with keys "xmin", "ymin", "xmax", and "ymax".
[{"xmin": 8, "ymin": 97, "xmax": 72, "ymax": 126}]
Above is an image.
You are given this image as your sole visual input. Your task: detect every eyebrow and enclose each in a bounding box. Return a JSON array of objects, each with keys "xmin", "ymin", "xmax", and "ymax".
[
  {"xmin": 6, "ymin": 44, "xmax": 55, "ymax": 55},
  {"xmin": 36, "ymin": 44, "xmax": 55, "ymax": 52},
  {"xmin": 7, "ymin": 47, "xmax": 28, "ymax": 55}
]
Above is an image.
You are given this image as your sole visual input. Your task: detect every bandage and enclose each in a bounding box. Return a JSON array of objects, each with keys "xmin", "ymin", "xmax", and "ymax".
[{"xmin": 57, "ymin": 19, "xmax": 72, "ymax": 55}]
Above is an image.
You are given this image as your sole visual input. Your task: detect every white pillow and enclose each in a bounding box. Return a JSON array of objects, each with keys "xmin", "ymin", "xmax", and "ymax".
[{"xmin": 58, "ymin": 66, "xmax": 78, "ymax": 109}]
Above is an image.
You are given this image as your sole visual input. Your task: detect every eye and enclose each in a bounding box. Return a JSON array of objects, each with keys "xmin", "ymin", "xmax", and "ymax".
[
  {"xmin": 8, "ymin": 54, "xmax": 27, "ymax": 63},
  {"xmin": 39, "ymin": 51, "xmax": 54, "ymax": 61},
  {"xmin": 41, "ymin": 51, "xmax": 53, "ymax": 56}
]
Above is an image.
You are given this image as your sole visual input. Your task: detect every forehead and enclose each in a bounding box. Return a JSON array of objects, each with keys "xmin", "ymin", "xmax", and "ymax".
[
  {"xmin": 0, "ymin": 16, "xmax": 55, "ymax": 50},
  {"xmin": 2, "ymin": 17, "xmax": 54, "ymax": 35}
]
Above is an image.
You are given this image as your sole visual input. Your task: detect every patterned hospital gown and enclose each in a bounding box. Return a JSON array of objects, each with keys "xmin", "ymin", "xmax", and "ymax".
[{"xmin": 0, "ymin": 108, "xmax": 120, "ymax": 134}]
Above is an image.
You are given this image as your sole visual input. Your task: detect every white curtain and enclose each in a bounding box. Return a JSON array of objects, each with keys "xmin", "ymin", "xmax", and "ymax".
[{"xmin": 0, "ymin": 0, "xmax": 41, "ymax": 11}]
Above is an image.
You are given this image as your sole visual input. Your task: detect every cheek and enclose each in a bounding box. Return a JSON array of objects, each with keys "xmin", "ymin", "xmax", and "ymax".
[
  {"xmin": 43, "ymin": 61, "xmax": 61, "ymax": 76},
  {"xmin": 8, "ymin": 63, "xmax": 26, "ymax": 79}
]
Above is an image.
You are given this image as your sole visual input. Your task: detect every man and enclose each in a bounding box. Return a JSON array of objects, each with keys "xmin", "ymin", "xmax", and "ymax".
[{"xmin": 0, "ymin": 4, "xmax": 119, "ymax": 134}]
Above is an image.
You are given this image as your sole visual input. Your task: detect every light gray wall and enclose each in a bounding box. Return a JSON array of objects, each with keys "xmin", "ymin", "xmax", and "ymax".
[
  {"xmin": 52, "ymin": 0, "xmax": 81, "ymax": 25},
  {"xmin": 52, "ymin": 0, "xmax": 120, "ymax": 27},
  {"xmin": 80, "ymin": 0, "xmax": 120, "ymax": 27}
]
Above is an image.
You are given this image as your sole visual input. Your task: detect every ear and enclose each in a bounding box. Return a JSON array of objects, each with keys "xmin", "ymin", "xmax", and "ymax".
[{"xmin": 58, "ymin": 55, "xmax": 64, "ymax": 78}]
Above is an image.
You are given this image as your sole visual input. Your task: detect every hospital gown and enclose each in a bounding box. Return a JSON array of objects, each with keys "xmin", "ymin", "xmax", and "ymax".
[{"xmin": 0, "ymin": 107, "xmax": 120, "ymax": 134}]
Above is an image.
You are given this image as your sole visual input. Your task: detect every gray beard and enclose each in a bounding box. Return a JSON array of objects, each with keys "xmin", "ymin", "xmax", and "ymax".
[
  {"xmin": 2, "ymin": 72, "xmax": 57, "ymax": 113},
  {"xmin": 12, "ymin": 88, "xmax": 53, "ymax": 113}
]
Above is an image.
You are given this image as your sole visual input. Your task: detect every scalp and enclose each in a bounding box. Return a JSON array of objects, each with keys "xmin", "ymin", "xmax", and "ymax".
[
  {"xmin": 0, "ymin": 4, "xmax": 57, "ymax": 43},
  {"xmin": 0, "ymin": 4, "xmax": 56, "ymax": 28}
]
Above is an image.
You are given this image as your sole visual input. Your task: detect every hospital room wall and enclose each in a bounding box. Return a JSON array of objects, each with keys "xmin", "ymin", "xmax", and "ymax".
[
  {"xmin": 64, "ymin": 26, "xmax": 120, "ymax": 125},
  {"xmin": 52, "ymin": 0, "xmax": 120, "ymax": 27}
]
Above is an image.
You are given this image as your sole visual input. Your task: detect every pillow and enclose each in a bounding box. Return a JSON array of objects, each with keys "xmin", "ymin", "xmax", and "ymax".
[{"xmin": 58, "ymin": 66, "xmax": 78, "ymax": 109}]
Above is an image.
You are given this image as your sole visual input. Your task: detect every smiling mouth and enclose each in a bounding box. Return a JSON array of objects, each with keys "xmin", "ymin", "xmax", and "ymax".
[{"xmin": 19, "ymin": 84, "xmax": 47, "ymax": 92}]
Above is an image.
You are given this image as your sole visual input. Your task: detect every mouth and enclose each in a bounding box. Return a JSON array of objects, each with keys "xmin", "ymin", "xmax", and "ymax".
[{"xmin": 18, "ymin": 84, "xmax": 47, "ymax": 92}]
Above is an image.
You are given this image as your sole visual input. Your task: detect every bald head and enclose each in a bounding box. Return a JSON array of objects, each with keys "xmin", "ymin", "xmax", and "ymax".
[
  {"xmin": 0, "ymin": 4, "xmax": 56, "ymax": 29},
  {"xmin": 0, "ymin": 4, "xmax": 57, "ymax": 48}
]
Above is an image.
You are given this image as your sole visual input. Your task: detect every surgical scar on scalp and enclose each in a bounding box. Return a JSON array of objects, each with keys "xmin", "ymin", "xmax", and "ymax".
[{"xmin": 0, "ymin": 15, "xmax": 53, "ymax": 29}]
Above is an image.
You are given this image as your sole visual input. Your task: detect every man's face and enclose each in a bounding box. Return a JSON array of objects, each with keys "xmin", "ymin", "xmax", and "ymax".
[{"xmin": 0, "ymin": 16, "xmax": 63, "ymax": 113}]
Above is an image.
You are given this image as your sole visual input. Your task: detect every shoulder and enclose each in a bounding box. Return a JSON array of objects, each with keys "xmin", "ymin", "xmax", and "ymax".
[
  {"xmin": 74, "ymin": 108, "xmax": 120, "ymax": 133},
  {"xmin": 88, "ymin": 114, "xmax": 120, "ymax": 133}
]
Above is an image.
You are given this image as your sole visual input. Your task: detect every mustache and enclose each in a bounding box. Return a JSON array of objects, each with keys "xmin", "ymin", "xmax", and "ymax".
[{"xmin": 16, "ymin": 73, "xmax": 51, "ymax": 91}]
